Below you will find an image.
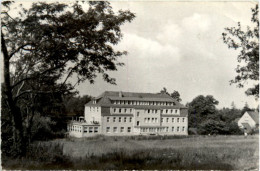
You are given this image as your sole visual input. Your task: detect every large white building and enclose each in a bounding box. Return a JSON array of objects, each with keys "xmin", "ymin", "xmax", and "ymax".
[{"xmin": 68, "ymin": 91, "xmax": 188, "ymax": 137}]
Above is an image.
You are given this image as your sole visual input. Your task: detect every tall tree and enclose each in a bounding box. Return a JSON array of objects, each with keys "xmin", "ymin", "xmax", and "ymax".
[
  {"xmin": 1, "ymin": 1, "xmax": 135, "ymax": 156},
  {"xmin": 188, "ymin": 95, "xmax": 219, "ymax": 128},
  {"xmin": 170, "ymin": 91, "xmax": 182, "ymax": 102},
  {"xmin": 222, "ymin": 4, "xmax": 259, "ymax": 98}
]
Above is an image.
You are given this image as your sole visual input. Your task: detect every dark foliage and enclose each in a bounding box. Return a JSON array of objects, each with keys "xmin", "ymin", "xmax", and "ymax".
[
  {"xmin": 222, "ymin": 4, "xmax": 259, "ymax": 98},
  {"xmin": 159, "ymin": 87, "xmax": 182, "ymax": 102},
  {"xmin": 1, "ymin": 1, "xmax": 135, "ymax": 157},
  {"xmin": 188, "ymin": 95, "xmax": 244, "ymax": 135}
]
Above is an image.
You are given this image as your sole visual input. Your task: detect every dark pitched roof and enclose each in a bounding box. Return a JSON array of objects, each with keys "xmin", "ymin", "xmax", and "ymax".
[
  {"xmin": 86, "ymin": 91, "xmax": 186, "ymax": 108},
  {"xmin": 247, "ymin": 111, "xmax": 259, "ymax": 124}
]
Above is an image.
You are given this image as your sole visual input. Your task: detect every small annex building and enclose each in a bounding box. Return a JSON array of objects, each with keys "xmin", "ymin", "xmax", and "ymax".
[
  {"xmin": 68, "ymin": 91, "xmax": 188, "ymax": 137},
  {"xmin": 238, "ymin": 111, "xmax": 259, "ymax": 133}
]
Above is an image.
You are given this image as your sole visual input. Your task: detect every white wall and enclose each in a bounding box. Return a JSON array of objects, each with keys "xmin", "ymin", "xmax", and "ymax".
[
  {"xmin": 238, "ymin": 112, "xmax": 256, "ymax": 128},
  {"xmin": 84, "ymin": 106, "xmax": 102, "ymax": 123}
]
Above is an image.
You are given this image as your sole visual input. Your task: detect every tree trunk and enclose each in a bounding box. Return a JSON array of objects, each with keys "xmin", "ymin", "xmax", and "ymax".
[{"xmin": 2, "ymin": 33, "xmax": 26, "ymax": 157}]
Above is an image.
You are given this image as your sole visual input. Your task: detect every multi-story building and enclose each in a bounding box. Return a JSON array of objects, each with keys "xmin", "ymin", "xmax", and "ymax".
[{"xmin": 68, "ymin": 91, "xmax": 188, "ymax": 137}]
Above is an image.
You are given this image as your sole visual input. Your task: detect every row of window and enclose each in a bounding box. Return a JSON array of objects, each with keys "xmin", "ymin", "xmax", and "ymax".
[
  {"xmin": 140, "ymin": 126, "xmax": 185, "ymax": 133},
  {"xmin": 89, "ymin": 107, "xmax": 99, "ymax": 112},
  {"xmin": 112, "ymin": 108, "xmax": 179, "ymax": 115},
  {"xmin": 113, "ymin": 108, "xmax": 132, "ymax": 113},
  {"xmin": 106, "ymin": 127, "xmax": 131, "ymax": 133},
  {"xmin": 112, "ymin": 100, "xmax": 175, "ymax": 106},
  {"xmin": 162, "ymin": 117, "xmax": 185, "ymax": 123},
  {"xmin": 143, "ymin": 117, "xmax": 185, "ymax": 123},
  {"xmin": 68, "ymin": 126, "xmax": 99, "ymax": 133},
  {"xmin": 107, "ymin": 117, "xmax": 132, "ymax": 123}
]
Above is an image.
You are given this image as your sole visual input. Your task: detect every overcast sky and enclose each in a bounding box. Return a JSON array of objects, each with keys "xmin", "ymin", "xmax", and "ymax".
[
  {"xmin": 5, "ymin": 1, "xmax": 259, "ymax": 109},
  {"xmin": 75, "ymin": 1, "xmax": 258, "ymax": 109}
]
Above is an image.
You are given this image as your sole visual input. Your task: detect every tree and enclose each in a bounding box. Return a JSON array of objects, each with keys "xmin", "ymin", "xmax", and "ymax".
[
  {"xmin": 170, "ymin": 91, "xmax": 182, "ymax": 102},
  {"xmin": 231, "ymin": 101, "xmax": 236, "ymax": 109},
  {"xmin": 222, "ymin": 4, "xmax": 259, "ymax": 98},
  {"xmin": 64, "ymin": 95, "xmax": 92, "ymax": 116},
  {"xmin": 188, "ymin": 95, "xmax": 219, "ymax": 128},
  {"xmin": 1, "ymin": 1, "xmax": 135, "ymax": 156},
  {"xmin": 160, "ymin": 87, "xmax": 170, "ymax": 95},
  {"xmin": 159, "ymin": 87, "xmax": 182, "ymax": 102},
  {"xmin": 241, "ymin": 102, "xmax": 251, "ymax": 115}
]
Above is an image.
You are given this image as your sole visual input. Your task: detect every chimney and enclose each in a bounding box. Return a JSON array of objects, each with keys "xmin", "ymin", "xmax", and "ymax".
[{"xmin": 119, "ymin": 91, "xmax": 123, "ymax": 97}]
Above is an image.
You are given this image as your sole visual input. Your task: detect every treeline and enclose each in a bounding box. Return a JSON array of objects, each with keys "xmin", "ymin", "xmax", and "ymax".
[
  {"xmin": 187, "ymin": 95, "xmax": 253, "ymax": 135},
  {"xmin": 160, "ymin": 88, "xmax": 257, "ymax": 135}
]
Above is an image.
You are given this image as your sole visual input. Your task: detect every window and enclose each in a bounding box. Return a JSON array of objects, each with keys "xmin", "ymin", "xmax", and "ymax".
[
  {"xmin": 161, "ymin": 118, "xmax": 163, "ymax": 123},
  {"xmin": 84, "ymin": 127, "xmax": 88, "ymax": 133},
  {"xmin": 171, "ymin": 109, "xmax": 173, "ymax": 113},
  {"xmin": 137, "ymin": 121, "xmax": 140, "ymax": 126},
  {"xmin": 144, "ymin": 118, "xmax": 147, "ymax": 123},
  {"xmin": 114, "ymin": 108, "xmax": 116, "ymax": 112},
  {"xmin": 106, "ymin": 127, "xmax": 110, "ymax": 133},
  {"xmin": 148, "ymin": 109, "xmax": 150, "ymax": 113},
  {"xmin": 124, "ymin": 117, "xmax": 127, "ymax": 122},
  {"xmin": 148, "ymin": 118, "xmax": 150, "ymax": 123},
  {"xmin": 125, "ymin": 108, "xmax": 127, "ymax": 113},
  {"xmin": 89, "ymin": 127, "xmax": 93, "ymax": 133},
  {"xmin": 182, "ymin": 126, "xmax": 185, "ymax": 132},
  {"xmin": 113, "ymin": 127, "xmax": 117, "ymax": 133},
  {"xmin": 119, "ymin": 117, "xmax": 121, "ymax": 122},
  {"xmin": 182, "ymin": 118, "xmax": 185, "ymax": 122},
  {"xmin": 152, "ymin": 118, "xmax": 154, "ymax": 123},
  {"xmin": 107, "ymin": 117, "xmax": 110, "ymax": 122},
  {"xmin": 177, "ymin": 127, "xmax": 180, "ymax": 132},
  {"xmin": 137, "ymin": 112, "xmax": 140, "ymax": 117},
  {"xmin": 113, "ymin": 117, "xmax": 116, "ymax": 122},
  {"xmin": 172, "ymin": 118, "xmax": 174, "ymax": 123},
  {"xmin": 119, "ymin": 109, "xmax": 121, "ymax": 113},
  {"xmin": 166, "ymin": 110, "xmax": 168, "ymax": 114},
  {"xmin": 94, "ymin": 127, "xmax": 98, "ymax": 133},
  {"xmin": 166, "ymin": 118, "xmax": 169, "ymax": 123},
  {"xmin": 166, "ymin": 127, "xmax": 169, "ymax": 132},
  {"xmin": 130, "ymin": 109, "xmax": 132, "ymax": 113},
  {"xmin": 127, "ymin": 127, "xmax": 131, "ymax": 133},
  {"xmin": 155, "ymin": 118, "xmax": 158, "ymax": 123},
  {"xmin": 177, "ymin": 118, "xmax": 180, "ymax": 123},
  {"xmin": 129, "ymin": 117, "xmax": 132, "ymax": 122},
  {"xmin": 172, "ymin": 127, "xmax": 174, "ymax": 132},
  {"xmin": 120, "ymin": 127, "xmax": 124, "ymax": 132},
  {"xmin": 175, "ymin": 109, "xmax": 178, "ymax": 113}
]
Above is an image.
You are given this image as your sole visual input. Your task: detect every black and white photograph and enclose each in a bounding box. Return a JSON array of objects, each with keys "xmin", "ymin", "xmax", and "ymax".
[{"xmin": 1, "ymin": 0, "xmax": 259, "ymax": 170}]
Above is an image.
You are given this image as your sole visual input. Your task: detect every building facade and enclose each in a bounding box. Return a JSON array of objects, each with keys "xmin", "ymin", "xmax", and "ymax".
[{"xmin": 68, "ymin": 91, "xmax": 188, "ymax": 137}]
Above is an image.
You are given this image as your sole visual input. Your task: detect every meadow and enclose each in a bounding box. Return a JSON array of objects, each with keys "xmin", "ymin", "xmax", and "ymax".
[{"xmin": 2, "ymin": 135, "xmax": 259, "ymax": 170}]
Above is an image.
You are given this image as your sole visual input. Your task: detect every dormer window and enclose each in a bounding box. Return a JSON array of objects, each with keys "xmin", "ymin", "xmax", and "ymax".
[{"xmin": 93, "ymin": 100, "xmax": 96, "ymax": 104}]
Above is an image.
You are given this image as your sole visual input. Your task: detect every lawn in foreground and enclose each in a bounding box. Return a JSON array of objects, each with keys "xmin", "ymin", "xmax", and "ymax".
[{"xmin": 2, "ymin": 135, "xmax": 259, "ymax": 170}]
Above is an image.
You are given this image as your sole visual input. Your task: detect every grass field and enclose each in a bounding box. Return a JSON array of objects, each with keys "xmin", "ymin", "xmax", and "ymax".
[{"xmin": 3, "ymin": 135, "xmax": 259, "ymax": 170}]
